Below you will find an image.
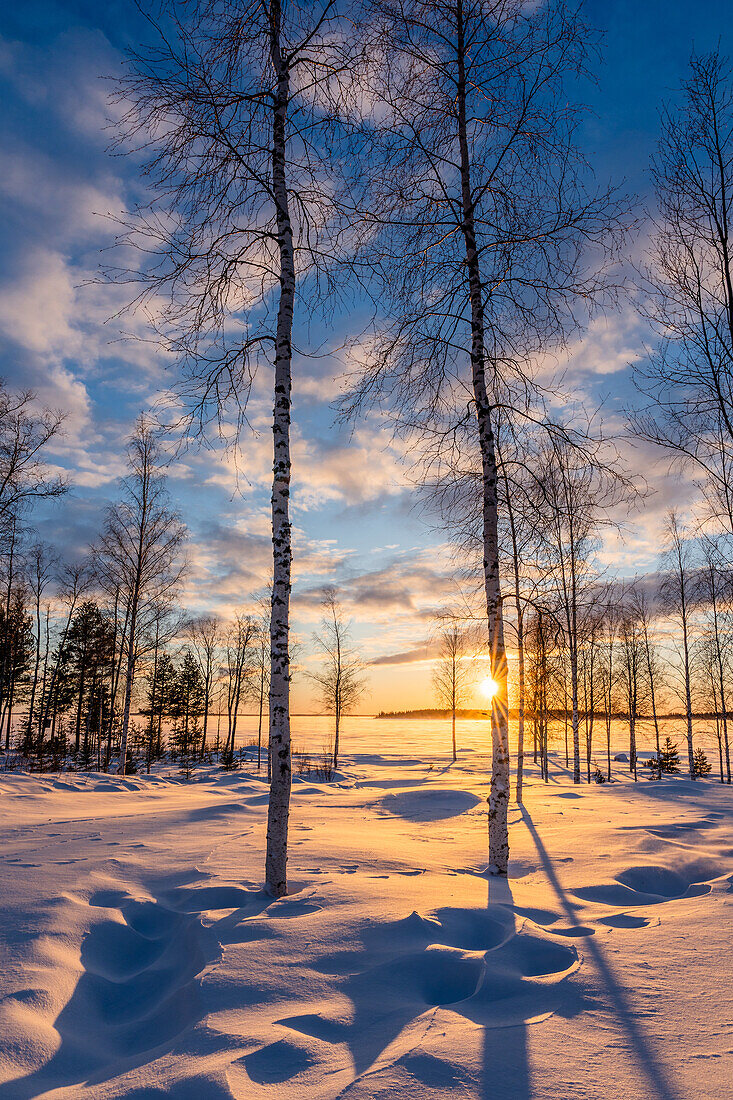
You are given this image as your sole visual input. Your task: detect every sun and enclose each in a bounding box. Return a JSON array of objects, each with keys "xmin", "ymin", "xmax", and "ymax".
[{"xmin": 479, "ymin": 675, "xmax": 500, "ymax": 701}]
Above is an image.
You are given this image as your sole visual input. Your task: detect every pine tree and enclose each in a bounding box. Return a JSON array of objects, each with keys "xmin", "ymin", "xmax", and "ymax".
[
  {"xmin": 692, "ymin": 747, "xmax": 712, "ymax": 777},
  {"xmin": 659, "ymin": 736, "xmax": 681, "ymax": 773},
  {"xmin": 170, "ymin": 650, "xmax": 205, "ymax": 778}
]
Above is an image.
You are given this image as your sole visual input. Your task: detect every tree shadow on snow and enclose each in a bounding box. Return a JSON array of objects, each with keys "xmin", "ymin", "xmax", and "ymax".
[{"xmin": 520, "ymin": 805, "xmax": 684, "ymax": 1100}]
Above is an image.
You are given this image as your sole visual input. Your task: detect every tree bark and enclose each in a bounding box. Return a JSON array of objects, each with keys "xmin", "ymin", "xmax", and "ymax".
[
  {"xmin": 456, "ymin": 0, "xmax": 509, "ymax": 873},
  {"xmin": 265, "ymin": 0, "xmax": 295, "ymax": 897},
  {"xmin": 678, "ymin": 554, "xmax": 695, "ymax": 778},
  {"xmin": 504, "ymin": 472, "xmax": 524, "ymax": 801},
  {"xmin": 709, "ymin": 567, "xmax": 731, "ymax": 783}
]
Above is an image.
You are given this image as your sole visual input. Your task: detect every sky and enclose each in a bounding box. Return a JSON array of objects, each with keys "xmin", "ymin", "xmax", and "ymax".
[{"xmin": 0, "ymin": 0, "xmax": 730, "ymax": 713}]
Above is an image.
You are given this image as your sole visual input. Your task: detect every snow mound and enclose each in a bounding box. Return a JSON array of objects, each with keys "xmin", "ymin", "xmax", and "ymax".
[{"xmin": 379, "ymin": 788, "xmax": 482, "ymax": 820}]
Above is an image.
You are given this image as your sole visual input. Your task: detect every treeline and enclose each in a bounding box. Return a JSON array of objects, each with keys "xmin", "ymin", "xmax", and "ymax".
[
  {"xmin": 0, "ymin": 398, "xmax": 276, "ymax": 776},
  {"xmin": 432, "ymin": 500, "xmax": 733, "ymax": 790}
]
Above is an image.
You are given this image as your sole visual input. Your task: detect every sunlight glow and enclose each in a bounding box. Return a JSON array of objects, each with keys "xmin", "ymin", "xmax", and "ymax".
[{"xmin": 479, "ymin": 676, "xmax": 500, "ymax": 701}]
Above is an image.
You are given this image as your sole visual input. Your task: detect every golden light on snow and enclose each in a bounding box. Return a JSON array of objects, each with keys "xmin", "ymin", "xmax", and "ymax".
[{"xmin": 479, "ymin": 675, "xmax": 500, "ymax": 701}]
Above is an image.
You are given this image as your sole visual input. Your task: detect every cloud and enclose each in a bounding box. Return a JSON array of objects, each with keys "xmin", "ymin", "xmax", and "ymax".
[
  {"xmin": 0, "ymin": 27, "xmax": 125, "ymax": 147},
  {"xmin": 559, "ymin": 310, "xmax": 647, "ymax": 379},
  {"xmin": 192, "ymin": 420, "xmax": 412, "ymax": 511},
  {"xmin": 0, "ymin": 249, "xmax": 78, "ymax": 356},
  {"xmin": 369, "ymin": 641, "xmax": 433, "ymax": 666},
  {"xmin": 0, "ymin": 147, "xmax": 123, "ymax": 245}
]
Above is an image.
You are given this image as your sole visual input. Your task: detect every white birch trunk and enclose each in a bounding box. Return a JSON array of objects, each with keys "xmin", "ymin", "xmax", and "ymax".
[
  {"xmin": 456, "ymin": 1, "xmax": 509, "ymax": 873},
  {"xmin": 677, "ymin": 552, "xmax": 695, "ymax": 778},
  {"xmin": 265, "ymin": 2, "xmax": 295, "ymax": 897},
  {"xmin": 504, "ymin": 477, "xmax": 524, "ymax": 802}
]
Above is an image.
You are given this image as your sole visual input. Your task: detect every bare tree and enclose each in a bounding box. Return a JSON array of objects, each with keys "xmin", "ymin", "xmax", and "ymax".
[
  {"xmin": 632, "ymin": 52, "xmax": 733, "ymax": 536},
  {"xmin": 187, "ymin": 615, "xmax": 220, "ymax": 756},
  {"xmin": 0, "ymin": 383, "xmax": 67, "ymax": 523},
  {"xmin": 533, "ymin": 436, "xmax": 619, "ymax": 783},
  {"xmin": 343, "ymin": 0, "xmax": 625, "ymax": 872},
  {"xmin": 699, "ymin": 539, "xmax": 732, "ymax": 782},
  {"xmin": 222, "ymin": 614, "xmax": 256, "ymax": 760},
  {"xmin": 22, "ymin": 543, "xmax": 57, "ymax": 751},
  {"xmin": 598, "ymin": 592, "xmax": 621, "ymax": 781},
  {"xmin": 526, "ymin": 608, "xmax": 561, "ymax": 783},
  {"xmin": 432, "ymin": 618, "xmax": 474, "ymax": 762},
  {"xmin": 618, "ymin": 605, "xmax": 645, "ymax": 781},
  {"xmin": 114, "ymin": 0, "xmax": 358, "ymax": 897},
  {"xmin": 580, "ymin": 614, "xmax": 601, "ymax": 783},
  {"xmin": 659, "ymin": 510, "xmax": 696, "ymax": 778},
  {"xmin": 633, "ymin": 587, "xmax": 666, "ymax": 778},
  {"xmin": 94, "ymin": 418, "xmax": 186, "ymax": 774},
  {"xmin": 309, "ymin": 588, "xmax": 365, "ymax": 770},
  {"xmin": 38, "ymin": 561, "xmax": 91, "ymax": 749},
  {"xmin": 244, "ymin": 593, "xmax": 271, "ymax": 771}
]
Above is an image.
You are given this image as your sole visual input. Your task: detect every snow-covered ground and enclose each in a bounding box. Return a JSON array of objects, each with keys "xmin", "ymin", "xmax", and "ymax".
[{"xmin": 0, "ymin": 718, "xmax": 730, "ymax": 1099}]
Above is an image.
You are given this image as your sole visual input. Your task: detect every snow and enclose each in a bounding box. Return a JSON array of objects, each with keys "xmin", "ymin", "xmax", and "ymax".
[{"xmin": 0, "ymin": 717, "xmax": 730, "ymax": 1099}]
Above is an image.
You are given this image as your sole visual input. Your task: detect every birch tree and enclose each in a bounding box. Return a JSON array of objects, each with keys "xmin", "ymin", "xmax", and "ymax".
[
  {"xmin": 659, "ymin": 510, "xmax": 697, "ymax": 777},
  {"xmin": 432, "ymin": 619, "xmax": 473, "ymax": 763},
  {"xmin": 618, "ymin": 605, "xmax": 644, "ymax": 781},
  {"xmin": 222, "ymin": 614, "xmax": 256, "ymax": 760},
  {"xmin": 534, "ymin": 438, "xmax": 603, "ymax": 783},
  {"xmin": 0, "ymin": 383, "xmax": 67, "ymax": 523},
  {"xmin": 699, "ymin": 540, "xmax": 732, "ymax": 783},
  {"xmin": 309, "ymin": 588, "xmax": 365, "ymax": 769},
  {"xmin": 634, "ymin": 587, "xmax": 665, "ymax": 777},
  {"xmin": 22, "ymin": 543, "xmax": 56, "ymax": 754},
  {"xmin": 94, "ymin": 419, "xmax": 185, "ymax": 774},
  {"xmin": 115, "ymin": 0, "xmax": 356, "ymax": 896},
  {"xmin": 187, "ymin": 615, "xmax": 220, "ymax": 757},
  {"xmin": 598, "ymin": 594, "xmax": 620, "ymax": 781},
  {"xmin": 633, "ymin": 52, "xmax": 733, "ymax": 536},
  {"xmin": 344, "ymin": 0, "xmax": 625, "ymax": 871}
]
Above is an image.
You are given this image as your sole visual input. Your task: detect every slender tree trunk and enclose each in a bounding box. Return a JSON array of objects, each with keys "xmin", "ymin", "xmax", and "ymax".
[
  {"xmin": 456, "ymin": 0, "xmax": 509, "ymax": 873},
  {"xmin": 644, "ymin": 633, "xmax": 662, "ymax": 779},
  {"xmin": 628, "ymin": 668, "xmax": 638, "ymax": 781},
  {"xmin": 710, "ymin": 573, "xmax": 731, "ymax": 783},
  {"xmin": 0, "ymin": 519, "xmax": 17, "ymax": 739},
  {"xmin": 118, "ymin": 593, "xmax": 139, "ymax": 775},
  {"xmin": 451, "ymin": 653, "xmax": 457, "ymax": 763},
  {"xmin": 257, "ymin": 650, "xmax": 265, "ymax": 769},
  {"xmin": 711, "ymin": 667, "xmax": 724, "ymax": 783},
  {"xmin": 585, "ymin": 642, "xmax": 589, "ymax": 787},
  {"xmin": 75, "ymin": 661, "xmax": 86, "ymax": 753},
  {"xmin": 39, "ymin": 602, "xmax": 77, "ymax": 742},
  {"xmin": 603, "ymin": 638, "xmax": 607, "ymax": 783},
  {"xmin": 26, "ymin": 589, "xmax": 43, "ymax": 751},
  {"xmin": 681, "ymin": 606, "xmax": 695, "ymax": 778},
  {"xmin": 515, "ymin": 612, "xmax": 525, "ymax": 799},
  {"xmin": 564, "ymin": 683, "xmax": 569, "ymax": 769},
  {"xmin": 503, "ymin": 472, "xmax": 524, "ymax": 801},
  {"xmin": 265, "ymin": 3, "xmax": 295, "ymax": 897},
  {"xmin": 201, "ymin": 664, "xmax": 209, "ymax": 760},
  {"xmin": 4, "ymin": 672, "xmax": 14, "ymax": 752}
]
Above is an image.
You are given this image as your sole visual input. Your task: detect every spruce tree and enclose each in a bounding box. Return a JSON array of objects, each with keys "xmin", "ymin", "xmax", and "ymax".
[
  {"xmin": 692, "ymin": 747, "xmax": 712, "ymax": 777},
  {"xmin": 659, "ymin": 736, "xmax": 681, "ymax": 773}
]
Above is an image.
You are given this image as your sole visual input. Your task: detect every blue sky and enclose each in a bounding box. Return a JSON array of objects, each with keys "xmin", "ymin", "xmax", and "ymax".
[{"xmin": 0, "ymin": 0, "xmax": 729, "ymax": 711}]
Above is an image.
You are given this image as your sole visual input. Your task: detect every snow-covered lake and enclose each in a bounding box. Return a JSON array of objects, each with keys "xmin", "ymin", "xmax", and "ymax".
[
  {"xmin": 230, "ymin": 712, "xmax": 725, "ymax": 761},
  {"xmin": 0, "ymin": 719, "xmax": 729, "ymax": 1098}
]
